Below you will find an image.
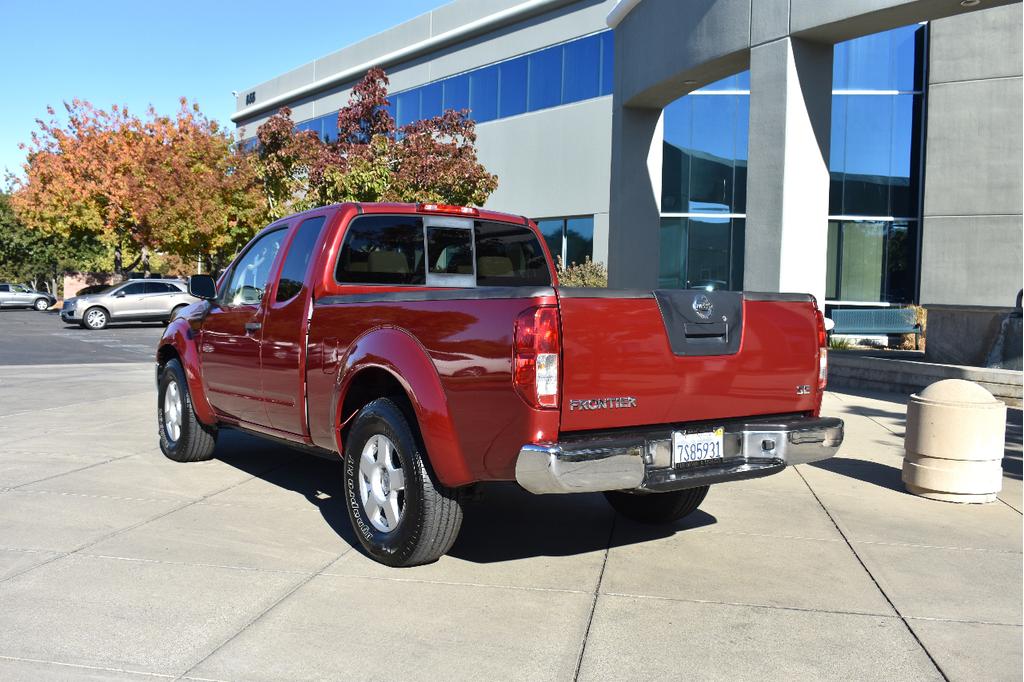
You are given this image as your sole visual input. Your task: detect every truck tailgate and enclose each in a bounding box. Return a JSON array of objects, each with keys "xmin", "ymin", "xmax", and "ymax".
[{"xmin": 557, "ymin": 289, "xmax": 822, "ymax": 432}]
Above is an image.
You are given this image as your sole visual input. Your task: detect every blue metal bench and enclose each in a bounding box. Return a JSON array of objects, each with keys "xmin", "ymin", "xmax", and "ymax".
[{"xmin": 830, "ymin": 307, "xmax": 922, "ymax": 349}]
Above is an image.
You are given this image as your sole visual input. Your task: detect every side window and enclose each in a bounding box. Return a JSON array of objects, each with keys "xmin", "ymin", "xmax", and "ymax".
[
  {"xmin": 143, "ymin": 282, "xmax": 173, "ymax": 294},
  {"xmin": 223, "ymin": 229, "xmax": 288, "ymax": 306},
  {"xmin": 276, "ymin": 216, "xmax": 326, "ymax": 302},
  {"xmin": 474, "ymin": 222, "xmax": 552, "ymax": 287},
  {"xmin": 336, "ymin": 216, "xmax": 425, "ymax": 285},
  {"xmin": 121, "ymin": 282, "xmax": 147, "ymax": 295},
  {"xmin": 0, "ymin": 285, "xmax": 9, "ymax": 292}
]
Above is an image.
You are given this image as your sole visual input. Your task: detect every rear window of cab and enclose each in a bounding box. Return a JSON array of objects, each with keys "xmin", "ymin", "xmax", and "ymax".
[{"xmin": 335, "ymin": 215, "xmax": 551, "ymax": 287}]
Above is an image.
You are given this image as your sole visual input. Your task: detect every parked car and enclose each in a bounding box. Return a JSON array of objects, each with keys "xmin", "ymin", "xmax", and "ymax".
[
  {"xmin": 61, "ymin": 279, "xmax": 198, "ymax": 330},
  {"xmin": 0, "ymin": 283, "xmax": 57, "ymax": 311},
  {"xmin": 156, "ymin": 202, "xmax": 843, "ymax": 567}
]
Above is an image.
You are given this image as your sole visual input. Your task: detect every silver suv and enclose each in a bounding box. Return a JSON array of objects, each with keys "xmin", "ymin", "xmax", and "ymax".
[
  {"xmin": 61, "ymin": 279, "xmax": 199, "ymax": 330},
  {"xmin": 0, "ymin": 283, "xmax": 57, "ymax": 311}
]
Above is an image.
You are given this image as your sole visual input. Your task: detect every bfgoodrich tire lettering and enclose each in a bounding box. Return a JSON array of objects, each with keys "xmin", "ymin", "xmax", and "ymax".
[
  {"xmin": 604, "ymin": 485, "xmax": 709, "ymax": 524},
  {"xmin": 344, "ymin": 398, "xmax": 463, "ymax": 567},
  {"xmin": 158, "ymin": 358, "xmax": 217, "ymax": 462}
]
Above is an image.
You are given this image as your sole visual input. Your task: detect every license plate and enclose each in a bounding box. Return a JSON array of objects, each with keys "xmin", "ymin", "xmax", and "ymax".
[{"xmin": 673, "ymin": 428, "xmax": 725, "ymax": 465}]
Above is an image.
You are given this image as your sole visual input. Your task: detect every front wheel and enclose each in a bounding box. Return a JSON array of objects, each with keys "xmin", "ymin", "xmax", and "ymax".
[
  {"xmin": 34, "ymin": 298, "xmax": 50, "ymax": 311},
  {"xmin": 343, "ymin": 398, "xmax": 463, "ymax": 567},
  {"xmin": 158, "ymin": 358, "xmax": 217, "ymax": 462},
  {"xmin": 82, "ymin": 307, "xmax": 108, "ymax": 330},
  {"xmin": 604, "ymin": 486, "xmax": 709, "ymax": 524}
]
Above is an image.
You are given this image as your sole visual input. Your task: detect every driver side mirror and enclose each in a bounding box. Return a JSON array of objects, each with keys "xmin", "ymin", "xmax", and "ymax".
[{"xmin": 188, "ymin": 274, "xmax": 218, "ymax": 301}]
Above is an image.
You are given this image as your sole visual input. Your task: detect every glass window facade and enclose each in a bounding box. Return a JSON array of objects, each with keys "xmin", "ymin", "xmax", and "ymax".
[
  {"xmin": 535, "ymin": 216, "xmax": 594, "ymax": 267},
  {"xmin": 659, "ymin": 23, "xmax": 926, "ymax": 303},
  {"xmin": 293, "ymin": 31, "xmax": 614, "ymax": 142}
]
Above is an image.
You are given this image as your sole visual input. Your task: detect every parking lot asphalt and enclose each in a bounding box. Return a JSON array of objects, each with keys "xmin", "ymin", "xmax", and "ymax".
[
  {"xmin": 0, "ymin": 309, "xmax": 163, "ymax": 365},
  {"xmin": 0, "ymin": 313, "xmax": 1021, "ymax": 680}
]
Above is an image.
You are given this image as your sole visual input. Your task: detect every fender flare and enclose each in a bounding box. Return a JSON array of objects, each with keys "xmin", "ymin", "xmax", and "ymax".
[
  {"xmin": 335, "ymin": 326, "xmax": 471, "ymax": 487},
  {"xmin": 158, "ymin": 318, "xmax": 217, "ymax": 426}
]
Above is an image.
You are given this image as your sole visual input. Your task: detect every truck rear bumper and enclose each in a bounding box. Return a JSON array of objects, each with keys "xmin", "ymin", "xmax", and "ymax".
[{"xmin": 515, "ymin": 416, "xmax": 844, "ymax": 495}]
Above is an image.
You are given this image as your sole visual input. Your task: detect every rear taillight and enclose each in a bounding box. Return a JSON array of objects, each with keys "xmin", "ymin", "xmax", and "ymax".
[
  {"xmin": 514, "ymin": 306, "xmax": 560, "ymax": 409},
  {"xmin": 815, "ymin": 309, "xmax": 828, "ymax": 390}
]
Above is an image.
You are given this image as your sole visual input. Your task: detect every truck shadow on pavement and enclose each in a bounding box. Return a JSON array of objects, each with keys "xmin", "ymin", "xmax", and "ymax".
[{"xmin": 214, "ymin": 428, "xmax": 717, "ymax": 563}]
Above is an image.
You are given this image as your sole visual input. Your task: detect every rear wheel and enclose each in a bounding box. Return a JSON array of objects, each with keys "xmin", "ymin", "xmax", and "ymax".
[
  {"xmin": 158, "ymin": 358, "xmax": 217, "ymax": 462},
  {"xmin": 604, "ymin": 486, "xmax": 709, "ymax": 524},
  {"xmin": 33, "ymin": 298, "xmax": 50, "ymax": 311},
  {"xmin": 82, "ymin": 307, "xmax": 108, "ymax": 330},
  {"xmin": 343, "ymin": 398, "xmax": 463, "ymax": 567}
]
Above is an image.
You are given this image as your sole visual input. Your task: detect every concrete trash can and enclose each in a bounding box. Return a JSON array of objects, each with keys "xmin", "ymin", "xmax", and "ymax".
[{"xmin": 903, "ymin": 379, "xmax": 1007, "ymax": 503}]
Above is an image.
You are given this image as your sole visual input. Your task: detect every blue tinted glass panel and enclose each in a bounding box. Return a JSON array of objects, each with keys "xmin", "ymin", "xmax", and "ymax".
[
  {"xmin": 890, "ymin": 94, "xmax": 919, "ymax": 217},
  {"xmin": 565, "ymin": 217, "xmax": 594, "ymax": 265},
  {"xmin": 420, "ymin": 82, "xmax": 443, "ymax": 119},
  {"xmin": 528, "ymin": 45, "xmax": 562, "ymax": 111},
  {"xmin": 687, "ymin": 216, "xmax": 732, "ymax": 290},
  {"xmin": 661, "ymin": 97, "xmax": 692, "ymax": 213},
  {"xmin": 600, "ymin": 31, "xmax": 614, "ymax": 95},
  {"xmin": 736, "ymin": 70, "xmax": 750, "ymax": 90},
  {"xmin": 536, "ymin": 219, "xmax": 564, "ymax": 263},
  {"xmin": 689, "ymin": 95, "xmax": 736, "ymax": 212},
  {"xmin": 469, "ymin": 65, "xmax": 499, "ymax": 122},
  {"xmin": 319, "ymin": 114, "xmax": 338, "ymax": 142},
  {"xmin": 395, "ymin": 90, "xmax": 420, "ymax": 127},
  {"xmin": 382, "ymin": 101, "xmax": 396, "ymax": 125},
  {"xmin": 832, "ymin": 40, "xmax": 849, "ymax": 90},
  {"xmin": 562, "ymin": 34, "xmax": 600, "ymax": 104},
  {"xmin": 843, "ymin": 95, "xmax": 893, "ymax": 215},
  {"xmin": 499, "ymin": 57, "xmax": 527, "ymax": 117},
  {"xmin": 443, "ymin": 74, "xmax": 470, "ymax": 113},
  {"xmin": 734, "ymin": 95, "xmax": 749, "ymax": 213},
  {"xmin": 659, "ymin": 218, "xmax": 687, "ymax": 288},
  {"xmin": 891, "ymin": 25, "xmax": 920, "ymax": 91},
  {"xmin": 842, "ymin": 30, "xmax": 892, "ymax": 90},
  {"xmin": 829, "ymin": 95, "xmax": 847, "ymax": 214}
]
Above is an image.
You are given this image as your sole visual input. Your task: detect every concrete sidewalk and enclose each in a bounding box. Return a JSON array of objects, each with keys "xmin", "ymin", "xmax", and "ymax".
[{"xmin": 0, "ymin": 363, "xmax": 1020, "ymax": 680}]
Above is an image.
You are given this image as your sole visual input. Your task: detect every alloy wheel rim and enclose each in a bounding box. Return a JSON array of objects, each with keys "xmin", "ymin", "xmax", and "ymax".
[
  {"xmin": 358, "ymin": 434, "xmax": 406, "ymax": 533},
  {"xmin": 35, "ymin": 299, "xmax": 48, "ymax": 310},
  {"xmin": 163, "ymin": 380, "xmax": 182, "ymax": 442},
  {"xmin": 86, "ymin": 310, "xmax": 105, "ymax": 328}
]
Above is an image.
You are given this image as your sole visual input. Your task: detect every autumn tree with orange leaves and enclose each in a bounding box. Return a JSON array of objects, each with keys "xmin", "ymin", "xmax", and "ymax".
[
  {"xmin": 11, "ymin": 99, "xmax": 263, "ymax": 274},
  {"xmin": 11, "ymin": 68, "xmax": 497, "ymax": 278}
]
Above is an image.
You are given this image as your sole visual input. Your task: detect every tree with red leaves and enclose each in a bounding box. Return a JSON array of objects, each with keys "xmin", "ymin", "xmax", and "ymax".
[{"xmin": 249, "ymin": 68, "xmax": 498, "ymax": 212}]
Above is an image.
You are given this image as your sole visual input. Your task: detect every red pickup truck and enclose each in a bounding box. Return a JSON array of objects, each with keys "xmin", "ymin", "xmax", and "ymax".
[{"xmin": 156, "ymin": 202, "xmax": 843, "ymax": 567}]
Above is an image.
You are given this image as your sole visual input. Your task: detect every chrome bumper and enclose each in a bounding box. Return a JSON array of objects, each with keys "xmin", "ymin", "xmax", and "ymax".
[{"xmin": 515, "ymin": 416, "xmax": 844, "ymax": 495}]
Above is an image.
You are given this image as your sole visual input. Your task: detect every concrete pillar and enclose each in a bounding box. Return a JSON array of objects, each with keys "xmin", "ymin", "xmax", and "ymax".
[
  {"xmin": 744, "ymin": 37, "xmax": 833, "ymax": 307},
  {"xmin": 606, "ymin": 102, "xmax": 662, "ymax": 289}
]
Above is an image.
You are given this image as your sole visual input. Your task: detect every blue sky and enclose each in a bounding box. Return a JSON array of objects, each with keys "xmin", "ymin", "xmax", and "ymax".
[{"xmin": 0, "ymin": 0, "xmax": 445, "ymax": 177}]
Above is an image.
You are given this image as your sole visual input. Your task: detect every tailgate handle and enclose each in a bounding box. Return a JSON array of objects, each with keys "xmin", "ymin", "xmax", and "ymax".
[{"xmin": 683, "ymin": 322, "xmax": 727, "ymax": 339}]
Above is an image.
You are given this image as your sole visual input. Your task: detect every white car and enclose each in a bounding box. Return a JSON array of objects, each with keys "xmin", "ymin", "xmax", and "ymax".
[{"xmin": 60, "ymin": 279, "xmax": 199, "ymax": 330}]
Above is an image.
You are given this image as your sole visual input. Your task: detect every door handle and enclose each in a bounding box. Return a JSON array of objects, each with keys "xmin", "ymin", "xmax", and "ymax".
[{"xmin": 245, "ymin": 322, "xmax": 262, "ymax": 334}]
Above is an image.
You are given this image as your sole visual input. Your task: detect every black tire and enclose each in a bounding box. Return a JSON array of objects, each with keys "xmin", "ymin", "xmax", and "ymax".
[
  {"xmin": 33, "ymin": 298, "xmax": 50, "ymax": 311},
  {"xmin": 343, "ymin": 398, "xmax": 463, "ymax": 567},
  {"xmin": 82, "ymin": 306, "xmax": 108, "ymax": 330},
  {"xmin": 158, "ymin": 358, "xmax": 217, "ymax": 462},
  {"xmin": 604, "ymin": 486, "xmax": 709, "ymax": 524}
]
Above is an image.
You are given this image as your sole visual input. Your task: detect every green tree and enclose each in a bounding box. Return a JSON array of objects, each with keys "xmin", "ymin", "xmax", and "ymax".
[{"xmin": 0, "ymin": 193, "xmax": 107, "ymax": 294}]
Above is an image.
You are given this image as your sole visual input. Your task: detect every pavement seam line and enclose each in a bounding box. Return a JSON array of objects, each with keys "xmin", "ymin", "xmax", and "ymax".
[
  {"xmin": 573, "ymin": 512, "xmax": 616, "ymax": 681},
  {"xmin": 0, "ymin": 654, "xmax": 177, "ymax": 679},
  {"xmin": 76, "ymin": 553, "xmax": 321, "ymax": 576},
  {"xmin": 995, "ymin": 495, "xmax": 1022, "ymax": 515},
  {"xmin": 176, "ymin": 549, "xmax": 354, "ymax": 681},
  {"xmin": 0, "ymin": 454, "xmax": 305, "ymax": 586},
  {"xmin": 793, "ymin": 466, "xmax": 951, "ymax": 681},
  {"xmin": 599, "ymin": 591, "xmax": 898, "ymax": 619},
  {"xmin": 851, "ymin": 538, "xmax": 1023, "ymax": 555},
  {"xmin": 7, "ymin": 453, "xmax": 138, "ymax": 490}
]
